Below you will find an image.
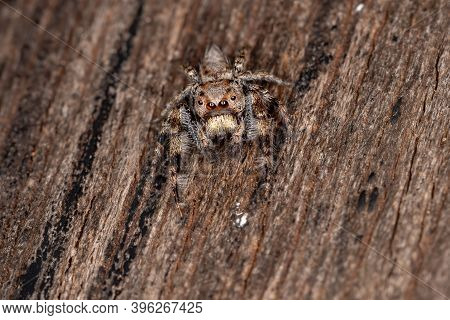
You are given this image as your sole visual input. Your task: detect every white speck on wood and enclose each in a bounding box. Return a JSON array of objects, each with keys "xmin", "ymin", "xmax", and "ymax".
[{"xmin": 234, "ymin": 212, "xmax": 248, "ymax": 228}]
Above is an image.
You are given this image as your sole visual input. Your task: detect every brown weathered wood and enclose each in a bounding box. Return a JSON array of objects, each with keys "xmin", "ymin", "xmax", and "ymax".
[{"xmin": 0, "ymin": 0, "xmax": 448, "ymax": 299}]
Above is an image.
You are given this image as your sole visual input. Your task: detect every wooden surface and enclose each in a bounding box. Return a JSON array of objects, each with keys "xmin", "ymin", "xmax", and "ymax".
[{"xmin": 0, "ymin": 0, "xmax": 448, "ymax": 299}]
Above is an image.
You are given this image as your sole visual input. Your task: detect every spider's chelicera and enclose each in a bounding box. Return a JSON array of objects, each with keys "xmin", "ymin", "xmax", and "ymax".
[{"xmin": 157, "ymin": 45, "xmax": 289, "ymax": 201}]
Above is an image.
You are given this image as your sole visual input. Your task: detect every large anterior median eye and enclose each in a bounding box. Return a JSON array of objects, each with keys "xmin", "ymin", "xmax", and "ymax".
[
  {"xmin": 219, "ymin": 100, "xmax": 228, "ymax": 107},
  {"xmin": 207, "ymin": 102, "xmax": 216, "ymax": 109}
]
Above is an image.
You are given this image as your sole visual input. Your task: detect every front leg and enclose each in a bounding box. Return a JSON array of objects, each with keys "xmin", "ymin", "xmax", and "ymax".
[
  {"xmin": 234, "ymin": 47, "xmax": 248, "ymax": 75},
  {"xmin": 154, "ymin": 85, "xmax": 193, "ymax": 126},
  {"xmin": 239, "ymin": 71, "xmax": 291, "ymax": 86},
  {"xmin": 164, "ymin": 107, "xmax": 190, "ymax": 209}
]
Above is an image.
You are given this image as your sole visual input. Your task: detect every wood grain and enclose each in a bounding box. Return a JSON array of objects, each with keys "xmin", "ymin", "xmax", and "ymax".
[{"xmin": 0, "ymin": 0, "xmax": 448, "ymax": 299}]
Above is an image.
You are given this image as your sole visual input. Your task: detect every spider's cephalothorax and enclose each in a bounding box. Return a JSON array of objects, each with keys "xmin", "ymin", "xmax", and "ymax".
[{"xmin": 157, "ymin": 45, "xmax": 289, "ymax": 201}]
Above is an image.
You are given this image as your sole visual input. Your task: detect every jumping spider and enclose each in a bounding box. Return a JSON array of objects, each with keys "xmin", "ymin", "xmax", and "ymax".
[{"xmin": 156, "ymin": 45, "xmax": 290, "ymax": 202}]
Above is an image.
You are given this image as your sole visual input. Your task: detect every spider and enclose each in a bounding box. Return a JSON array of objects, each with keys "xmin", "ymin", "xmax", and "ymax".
[{"xmin": 155, "ymin": 45, "xmax": 290, "ymax": 203}]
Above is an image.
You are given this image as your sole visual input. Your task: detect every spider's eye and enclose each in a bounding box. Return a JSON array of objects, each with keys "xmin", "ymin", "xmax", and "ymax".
[
  {"xmin": 207, "ymin": 102, "xmax": 216, "ymax": 109},
  {"xmin": 198, "ymin": 100, "xmax": 203, "ymax": 105},
  {"xmin": 230, "ymin": 96, "xmax": 236, "ymax": 100},
  {"xmin": 219, "ymin": 100, "xmax": 228, "ymax": 107}
]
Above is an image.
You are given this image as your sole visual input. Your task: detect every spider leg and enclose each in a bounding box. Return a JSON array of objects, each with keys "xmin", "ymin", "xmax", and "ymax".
[
  {"xmin": 159, "ymin": 106, "xmax": 186, "ymax": 209},
  {"xmin": 149, "ymin": 128, "xmax": 169, "ymax": 195},
  {"xmin": 243, "ymin": 89, "xmax": 259, "ymax": 141},
  {"xmin": 239, "ymin": 71, "xmax": 291, "ymax": 86},
  {"xmin": 183, "ymin": 64, "xmax": 200, "ymax": 83},
  {"xmin": 264, "ymin": 88, "xmax": 289, "ymax": 145},
  {"xmin": 168, "ymin": 151, "xmax": 185, "ymax": 216},
  {"xmin": 169, "ymin": 153, "xmax": 182, "ymax": 203},
  {"xmin": 233, "ymin": 47, "xmax": 248, "ymax": 75},
  {"xmin": 153, "ymin": 85, "xmax": 193, "ymax": 126},
  {"xmin": 161, "ymin": 103, "xmax": 203, "ymax": 210},
  {"xmin": 260, "ymin": 87, "xmax": 289, "ymax": 165},
  {"xmin": 247, "ymin": 85, "xmax": 289, "ymax": 186},
  {"xmin": 166, "ymin": 85, "xmax": 193, "ymax": 110}
]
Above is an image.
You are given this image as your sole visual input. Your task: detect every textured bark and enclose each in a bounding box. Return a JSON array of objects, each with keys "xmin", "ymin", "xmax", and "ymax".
[{"xmin": 0, "ymin": 0, "xmax": 448, "ymax": 299}]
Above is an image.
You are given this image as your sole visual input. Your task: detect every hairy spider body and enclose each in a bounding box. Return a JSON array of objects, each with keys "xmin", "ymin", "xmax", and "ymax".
[{"xmin": 156, "ymin": 45, "xmax": 289, "ymax": 202}]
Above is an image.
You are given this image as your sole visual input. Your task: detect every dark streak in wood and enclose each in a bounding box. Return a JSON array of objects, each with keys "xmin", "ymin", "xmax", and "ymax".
[{"xmin": 16, "ymin": 1, "xmax": 144, "ymax": 299}]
